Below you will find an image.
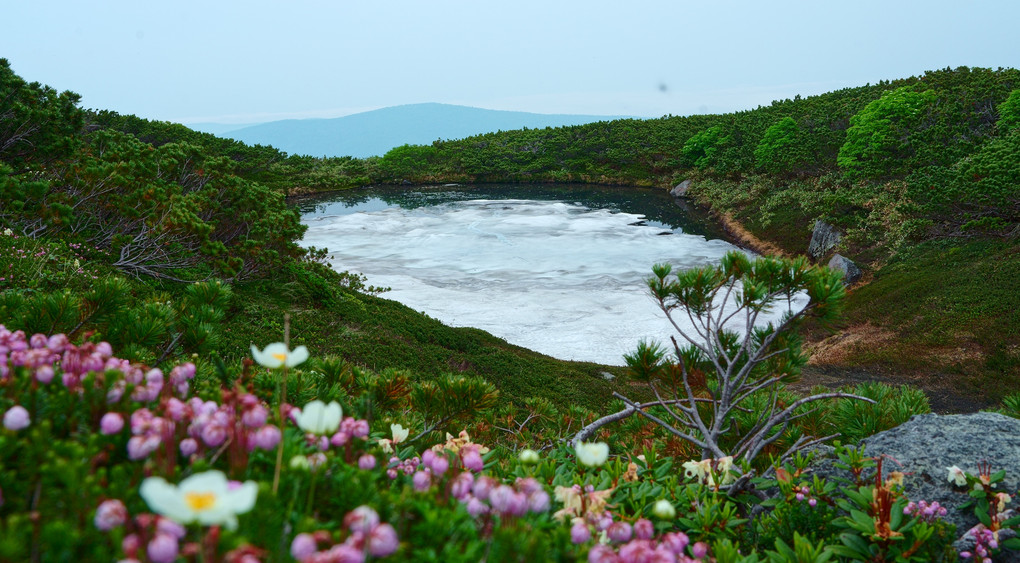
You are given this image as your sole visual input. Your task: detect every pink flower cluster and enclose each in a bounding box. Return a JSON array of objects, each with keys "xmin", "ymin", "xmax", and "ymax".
[
  {"xmin": 960, "ymin": 525, "xmax": 998, "ymax": 562},
  {"xmin": 451, "ymin": 474, "xmax": 550, "ymax": 518},
  {"xmin": 94, "ymin": 500, "xmax": 190, "ymax": 563},
  {"xmin": 290, "ymin": 505, "xmax": 399, "ymax": 562},
  {"xmin": 177, "ymin": 393, "xmax": 281, "ymax": 457},
  {"xmin": 0, "ymin": 327, "xmax": 74, "ymax": 384},
  {"xmin": 120, "ymin": 388, "xmax": 280, "ymax": 464},
  {"xmin": 903, "ymin": 500, "xmax": 947, "ymax": 523},
  {"xmin": 386, "ymin": 455, "xmax": 421, "ymax": 480},
  {"xmin": 127, "ymin": 408, "xmax": 170, "ymax": 460},
  {"xmin": 568, "ymin": 507, "xmax": 711, "ymax": 563},
  {"xmin": 792, "ymin": 484, "xmax": 818, "ymax": 507},
  {"xmin": 587, "ymin": 531, "xmax": 708, "ymax": 563},
  {"xmin": 305, "ymin": 415, "xmax": 370, "ymax": 451},
  {"xmin": 408, "ymin": 449, "xmax": 453, "ymax": 491},
  {"xmin": 0, "ymin": 325, "xmax": 194, "ymax": 402}
]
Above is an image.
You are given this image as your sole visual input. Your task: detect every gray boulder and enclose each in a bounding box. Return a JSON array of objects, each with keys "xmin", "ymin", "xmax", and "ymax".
[
  {"xmin": 801, "ymin": 413, "xmax": 1020, "ymax": 558},
  {"xmin": 862, "ymin": 413, "xmax": 1020, "ymax": 544},
  {"xmin": 808, "ymin": 220, "xmax": 841, "ymax": 259},
  {"xmin": 670, "ymin": 179, "xmax": 692, "ymax": 198},
  {"xmin": 827, "ymin": 253, "xmax": 863, "ymax": 286}
]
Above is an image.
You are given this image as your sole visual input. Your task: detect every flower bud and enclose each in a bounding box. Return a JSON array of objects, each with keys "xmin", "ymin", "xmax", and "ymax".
[
  {"xmin": 570, "ymin": 520, "xmax": 591, "ymax": 544},
  {"xmin": 94, "ymin": 499, "xmax": 127, "ymax": 530},
  {"xmin": 633, "ymin": 518, "xmax": 654, "ymax": 540},
  {"xmin": 606, "ymin": 521, "xmax": 632, "ymax": 543},
  {"xmin": 358, "ymin": 454, "xmax": 377, "ymax": 470},
  {"xmin": 412, "ymin": 471, "xmax": 431, "ymax": 491},
  {"xmin": 519, "ymin": 449, "xmax": 540, "ymax": 465},
  {"xmin": 147, "ymin": 533, "xmax": 179, "ymax": 563},
  {"xmin": 290, "ymin": 533, "xmax": 317, "ymax": 560},
  {"xmin": 652, "ymin": 499, "xmax": 676, "ymax": 520},
  {"xmin": 368, "ymin": 523, "xmax": 399, "ymax": 557},
  {"xmin": 3, "ymin": 405, "xmax": 30, "ymax": 431},
  {"xmin": 100, "ymin": 412, "xmax": 124, "ymax": 435}
]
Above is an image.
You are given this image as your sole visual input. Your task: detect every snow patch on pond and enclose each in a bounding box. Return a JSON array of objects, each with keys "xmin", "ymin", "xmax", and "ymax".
[{"xmin": 301, "ymin": 199, "xmax": 805, "ymax": 366}]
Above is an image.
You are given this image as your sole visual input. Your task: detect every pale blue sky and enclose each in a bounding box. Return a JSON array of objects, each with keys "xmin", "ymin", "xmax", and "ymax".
[{"xmin": 4, "ymin": 1, "xmax": 1017, "ymax": 124}]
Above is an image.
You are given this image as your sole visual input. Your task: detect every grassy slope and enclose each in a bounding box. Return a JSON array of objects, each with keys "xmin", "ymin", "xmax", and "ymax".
[
  {"xmin": 218, "ymin": 278, "xmax": 627, "ymax": 413},
  {"xmin": 843, "ymin": 240, "xmax": 1020, "ymax": 401},
  {"xmin": 684, "ymin": 176, "xmax": 1019, "ymax": 411}
]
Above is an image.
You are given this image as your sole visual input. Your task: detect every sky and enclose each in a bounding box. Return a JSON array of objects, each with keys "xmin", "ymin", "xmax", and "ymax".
[{"xmin": 4, "ymin": 1, "xmax": 1018, "ymax": 125}]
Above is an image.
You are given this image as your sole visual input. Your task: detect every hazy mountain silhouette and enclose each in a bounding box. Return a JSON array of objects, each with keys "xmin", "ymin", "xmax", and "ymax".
[{"xmin": 197, "ymin": 103, "xmax": 630, "ymax": 158}]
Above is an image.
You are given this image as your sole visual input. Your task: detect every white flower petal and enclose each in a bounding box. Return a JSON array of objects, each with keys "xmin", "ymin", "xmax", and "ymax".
[
  {"xmin": 575, "ymin": 442, "xmax": 609, "ymax": 467},
  {"xmin": 226, "ymin": 481, "xmax": 259, "ymax": 515},
  {"xmin": 321, "ymin": 401, "xmax": 342, "ymax": 433},
  {"xmin": 178, "ymin": 470, "xmax": 230, "ymax": 495},
  {"xmin": 287, "ymin": 345, "xmax": 310, "ymax": 367},
  {"xmin": 251, "ymin": 343, "xmax": 284, "ymax": 368},
  {"xmin": 391, "ymin": 423, "xmax": 409, "ymax": 443},
  {"xmin": 297, "ymin": 401, "xmax": 325, "ymax": 433},
  {"xmin": 140, "ymin": 477, "xmax": 193, "ymax": 524},
  {"xmin": 296, "ymin": 400, "xmax": 342, "ymax": 435}
]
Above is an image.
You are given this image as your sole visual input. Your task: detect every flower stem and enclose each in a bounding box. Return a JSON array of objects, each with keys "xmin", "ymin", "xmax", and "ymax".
[{"xmin": 272, "ymin": 314, "xmax": 291, "ymax": 495}]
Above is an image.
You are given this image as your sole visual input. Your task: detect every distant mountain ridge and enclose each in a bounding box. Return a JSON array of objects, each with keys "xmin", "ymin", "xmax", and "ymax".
[{"xmin": 194, "ymin": 103, "xmax": 631, "ymax": 158}]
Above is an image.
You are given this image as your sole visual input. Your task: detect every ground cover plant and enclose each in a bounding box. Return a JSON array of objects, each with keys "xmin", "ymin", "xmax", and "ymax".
[{"xmin": 2, "ymin": 319, "xmax": 1018, "ymax": 561}]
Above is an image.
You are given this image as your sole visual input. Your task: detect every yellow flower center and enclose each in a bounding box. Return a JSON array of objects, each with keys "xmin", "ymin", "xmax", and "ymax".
[
  {"xmin": 184, "ymin": 491, "xmax": 217, "ymax": 511},
  {"xmin": 272, "ymin": 353, "xmax": 287, "ymax": 362}
]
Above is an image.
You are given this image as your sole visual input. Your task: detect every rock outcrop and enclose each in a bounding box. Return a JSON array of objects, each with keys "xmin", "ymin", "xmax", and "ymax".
[
  {"xmin": 807, "ymin": 220, "xmax": 841, "ymax": 259},
  {"xmin": 801, "ymin": 412, "xmax": 1020, "ymax": 559},
  {"xmin": 670, "ymin": 179, "xmax": 692, "ymax": 198},
  {"xmin": 827, "ymin": 253, "xmax": 862, "ymax": 285}
]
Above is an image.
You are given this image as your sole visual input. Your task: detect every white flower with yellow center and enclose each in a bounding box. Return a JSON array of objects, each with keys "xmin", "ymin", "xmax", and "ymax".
[
  {"xmin": 250, "ymin": 342, "xmax": 309, "ymax": 368},
  {"xmin": 139, "ymin": 470, "xmax": 257, "ymax": 530},
  {"xmin": 294, "ymin": 400, "xmax": 343, "ymax": 435},
  {"xmin": 575, "ymin": 441, "xmax": 609, "ymax": 467}
]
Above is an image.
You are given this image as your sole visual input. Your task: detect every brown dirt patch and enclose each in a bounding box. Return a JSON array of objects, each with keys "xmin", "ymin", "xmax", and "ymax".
[
  {"xmin": 718, "ymin": 212, "xmax": 790, "ymax": 258},
  {"xmin": 790, "ymin": 363, "xmax": 994, "ymax": 415},
  {"xmin": 792, "ymin": 324, "xmax": 992, "ymax": 414},
  {"xmin": 806, "ymin": 323, "xmax": 897, "ymax": 365}
]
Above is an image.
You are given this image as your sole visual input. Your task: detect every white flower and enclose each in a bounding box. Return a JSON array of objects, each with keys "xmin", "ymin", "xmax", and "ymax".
[
  {"xmin": 575, "ymin": 441, "xmax": 609, "ymax": 467},
  {"xmin": 716, "ymin": 456, "xmax": 736, "ymax": 485},
  {"xmin": 378, "ymin": 438, "xmax": 394, "ymax": 454},
  {"xmin": 716, "ymin": 456, "xmax": 734, "ymax": 474},
  {"xmin": 390, "ymin": 423, "xmax": 409, "ymax": 444},
  {"xmin": 947, "ymin": 465, "xmax": 967, "ymax": 487},
  {"xmin": 294, "ymin": 400, "xmax": 343, "ymax": 435},
  {"xmin": 139, "ymin": 470, "xmax": 257, "ymax": 530},
  {"xmin": 682, "ymin": 460, "xmax": 706, "ymax": 480},
  {"xmin": 2, "ymin": 228, "xmax": 12, "ymax": 236},
  {"xmin": 250, "ymin": 342, "xmax": 309, "ymax": 368},
  {"xmin": 998, "ymin": 492, "xmax": 1012, "ymax": 512}
]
